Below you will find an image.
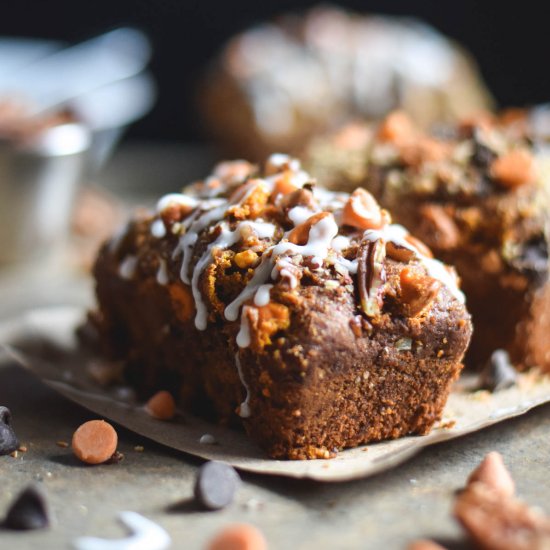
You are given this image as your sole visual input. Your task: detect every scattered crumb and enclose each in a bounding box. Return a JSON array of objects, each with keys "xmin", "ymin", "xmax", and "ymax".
[
  {"xmin": 439, "ymin": 420, "xmax": 456, "ymax": 430},
  {"xmin": 134, "ymin": 445, "xmax": 144, "ymax": 452},
  {"xmin": 242, "ymin": 498, "xmax": 264, "ymax": 511},
  {"xmin": 56, "ymin": 440, "xmax": 69, "ymax": 448},
  {"xmin": 10, "ymin": 450, "xmax": 18, "ymax": 458},
  {"xmin": 18, "ymin": 445, "xmax": 28, "ymax": 453}
]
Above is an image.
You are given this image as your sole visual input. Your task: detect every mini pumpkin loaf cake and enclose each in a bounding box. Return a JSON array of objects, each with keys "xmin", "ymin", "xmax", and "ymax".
[
  {"xmin": 199, "ymin": 5, "xmax": 492, "ymax": 161},
  {"xmin": 91, "ymin": 154, "xmax": 472, "ymax": 459},
  {"xmin": 305, "ymin": 111, "xmax": 550, "ymax": 370}
]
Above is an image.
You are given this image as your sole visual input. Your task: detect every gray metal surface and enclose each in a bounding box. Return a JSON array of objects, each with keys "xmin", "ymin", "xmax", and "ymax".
[{"xmin": 0, "ymin": 143, "xmax": 548, "ymax": 549}]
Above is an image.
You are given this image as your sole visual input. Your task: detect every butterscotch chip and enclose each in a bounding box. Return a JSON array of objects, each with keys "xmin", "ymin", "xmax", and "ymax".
[
  {"xmin": 207, "ymin": 523, "xmax": 267, "ymax": 550},
  {"xmin": 377, "ymin": 111, "xmax": 415, "ymax": 144},
  {"xmin": 288, "ymin": 212, "xmax": 332, "ymax": 245},
  {"xmin": 407, "ymin": 541, "xmax": 447, "ymax": 550},
  {"xmin": 467, "ymin": 451, "xmax": 515, "ymax": 497},
  {"xmin": 72, "ymin": 420, "xmax": 118, "ymax": 465},
  {"xmin": 145, "ymin": 391, "xmax": 176, "ymax": 420},
  {"xmin": 342, "ymin": 188, "xmax": 387, "ymax": 230},
  {"xmin": 490, "ymin": 149, "xmax": 535, "ymax": 189},
  {"xmin": 400, "ymin": 268, "xmax": 441, "ymax": 317}
]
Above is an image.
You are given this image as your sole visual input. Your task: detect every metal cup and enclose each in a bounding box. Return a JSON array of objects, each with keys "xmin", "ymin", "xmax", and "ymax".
[{"xmin": 0, "ymin": 122, "xmax": 90, "ymax": 265}]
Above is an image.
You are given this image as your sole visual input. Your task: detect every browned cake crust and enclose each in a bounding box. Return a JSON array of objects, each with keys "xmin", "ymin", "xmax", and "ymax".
[
  {"xmin": 91, "ymin": 155, "xmax": 471, "ymax": 459},
  {"xmin": 199, "ymin": 6, "xmax": 492, "ymax": 161},
  {"xmin": 305, "ymin": 110, "xmax": 550, "ymax": 371}
]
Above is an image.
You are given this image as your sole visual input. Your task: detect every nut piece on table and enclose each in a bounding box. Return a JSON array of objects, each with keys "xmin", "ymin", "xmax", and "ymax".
[{"xmin": 454, "ymin": 452, "xmax": 550, "ymax": 550}]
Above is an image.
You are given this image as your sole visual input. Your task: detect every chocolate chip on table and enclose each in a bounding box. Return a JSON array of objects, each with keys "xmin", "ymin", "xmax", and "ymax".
[
  {"xmin": 194, "ymin": 461, "xmax": 241, "ymax": 510},
  {"xmin": 3, "ymin": 484, "xmax": 50, "ymax": 530},
  {"xmin": 0, "ymin": 406, "xmax": 20, "ymax": 456},
  {"xmin": 480, "ymin": 349, "xmax": 518, "ymax": 392}
]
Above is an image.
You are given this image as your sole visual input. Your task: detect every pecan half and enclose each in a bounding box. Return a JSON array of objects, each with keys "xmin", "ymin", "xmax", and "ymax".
[{"xmin": 357, "ymin": 238, "xmax": 387, "ymax": 318}]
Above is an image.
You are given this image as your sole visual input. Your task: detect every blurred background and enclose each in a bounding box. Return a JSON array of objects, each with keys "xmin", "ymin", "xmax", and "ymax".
[
  {"xmin": 0, "ymin": 0, "xmax": 547, "ymax": 273},
  {"xmin": 1, "ymin": 0, "xmax": 547, "ymax": 143}
]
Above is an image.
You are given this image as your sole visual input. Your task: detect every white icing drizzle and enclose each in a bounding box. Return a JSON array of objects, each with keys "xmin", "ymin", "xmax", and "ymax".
[
  {"xmin": 118, "ymin": 256, "xmax": 138, "ymax": 280},
  {"xmin": 150, "ymin": 219, "xmax": 166, "ymax": 239},
  {"xmin": 288, "ymin": 205, "xmax": 316, "ymax": 225},
  {"xmin": 156, "ymin": 193, "xmax": 199, "ymax": 213},
  {"xmin": 254, "ymin": 284, "xmax": 273, "ymax": 306},
  {"xmin": 225, "ymin": 255, "xmax": 274, "ymax": 322},
  {"xmin": 272, "ymin": 257, "xmax": 299, "ymax": 288},
  {"xmin": 73, "ymin": 511, "xmax": 171, "ymax": 550},
  {"xmin": 156, "ymin": 259, "xmax": 169, "ymax": 285},
  {"xmin": 236, "ymin": 307, "xmax": 252, "ymax": 348},
  {"xmin": 235, "ymin": 353, "xmax": 251, "ymax": 418},
  {"xmin": 331, "ymin": 235, "xmax": 352, "ymax": 252},
  {"xmin": 191, "ymin": 220, "xmax": 277, "ymax": 330}
]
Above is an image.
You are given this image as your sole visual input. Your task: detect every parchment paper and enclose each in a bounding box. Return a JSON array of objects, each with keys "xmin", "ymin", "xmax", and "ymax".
[{"xmin": 2, "ymin": 306, "xmax": 550, "ymax": 482}]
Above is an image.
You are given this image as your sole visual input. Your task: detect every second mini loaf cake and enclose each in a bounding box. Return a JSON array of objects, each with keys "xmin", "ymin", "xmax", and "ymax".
[
  {"xmin": 91, "ymin": 155, "xmax": 472, "ymax": 459},
  {"xmin": 305, "ymin": 111, "xmax": 550, "ymax": 371}
]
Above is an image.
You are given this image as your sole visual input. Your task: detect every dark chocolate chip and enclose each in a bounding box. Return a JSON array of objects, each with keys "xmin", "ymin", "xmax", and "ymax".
[
  {"xmin": 480, "ymin": 349, "xmax": 518, "ymax": 392},
  {"xmin": 0, "ymin": 406, "xmax": 19, "ymax": 456},
  {"xmin": 194, "ymin": 461, "xmax": 241, "ymax": 511},
  {"xmin": 510, "ymin": 235, "xmax": 549, "ymax": 282},
  {"xmin": 4, "ymin": 484, "xmax": 50, "ymax": 530}
]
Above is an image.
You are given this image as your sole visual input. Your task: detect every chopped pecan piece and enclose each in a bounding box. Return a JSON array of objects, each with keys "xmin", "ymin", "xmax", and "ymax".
[
  {"xmin": 288, "ymin": 212, "xmax": 332, "ymax": 245},
  {"xmin": 405, "ymin": 235, "xmax": 433, "ymax": 258},
  {"xmin": 467, "ymin": 452, "xmax": 515, "ymax": 498},
  {"xmin": 342, "ymin": 188, "xmax": 389, "ymax": 230},
  {"xmin": 357, "ymin": 238, "xmax": 387, "ymax": 318},
  {"xmin": 455, "ymin": 482, "xmax": 550, "ymax": 550},
  {"xmin": 399, "ymin": 268, "xmax": 441, "ymax": 317},
  {"xmin": 278, "ymin": 188, "xmax": 317, "ymax": 212},
  {"xmin": 269, "ymin": 172, "xmax": 300, "ymax": 201},
  {"xmin": 386, "ymin": 241, "xmax": 416, "ymax": 263}
]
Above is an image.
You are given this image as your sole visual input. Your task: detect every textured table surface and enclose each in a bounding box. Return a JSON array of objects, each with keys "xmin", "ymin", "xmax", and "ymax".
[{"xmin": 0, "ymin": 143, "xmax": 548, "ymax": 550}]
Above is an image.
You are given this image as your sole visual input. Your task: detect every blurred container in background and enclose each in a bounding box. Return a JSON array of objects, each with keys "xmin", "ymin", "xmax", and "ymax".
[{"xmin": 0, "ymin": 28, "xmax": 156, "ymax": 266}]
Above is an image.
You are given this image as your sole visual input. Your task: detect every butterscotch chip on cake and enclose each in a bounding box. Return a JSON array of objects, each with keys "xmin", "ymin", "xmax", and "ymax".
[
  {"xmin": 199, "ymin": 5, "xmax": 492, "ymax": 161},
  {"xmin": 90, "ymin": 154, "xmax": 471, "ymax": 459},
  {"xmin": 305, "ymin": 111, "xmax": 550, "ymax": 371}
]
